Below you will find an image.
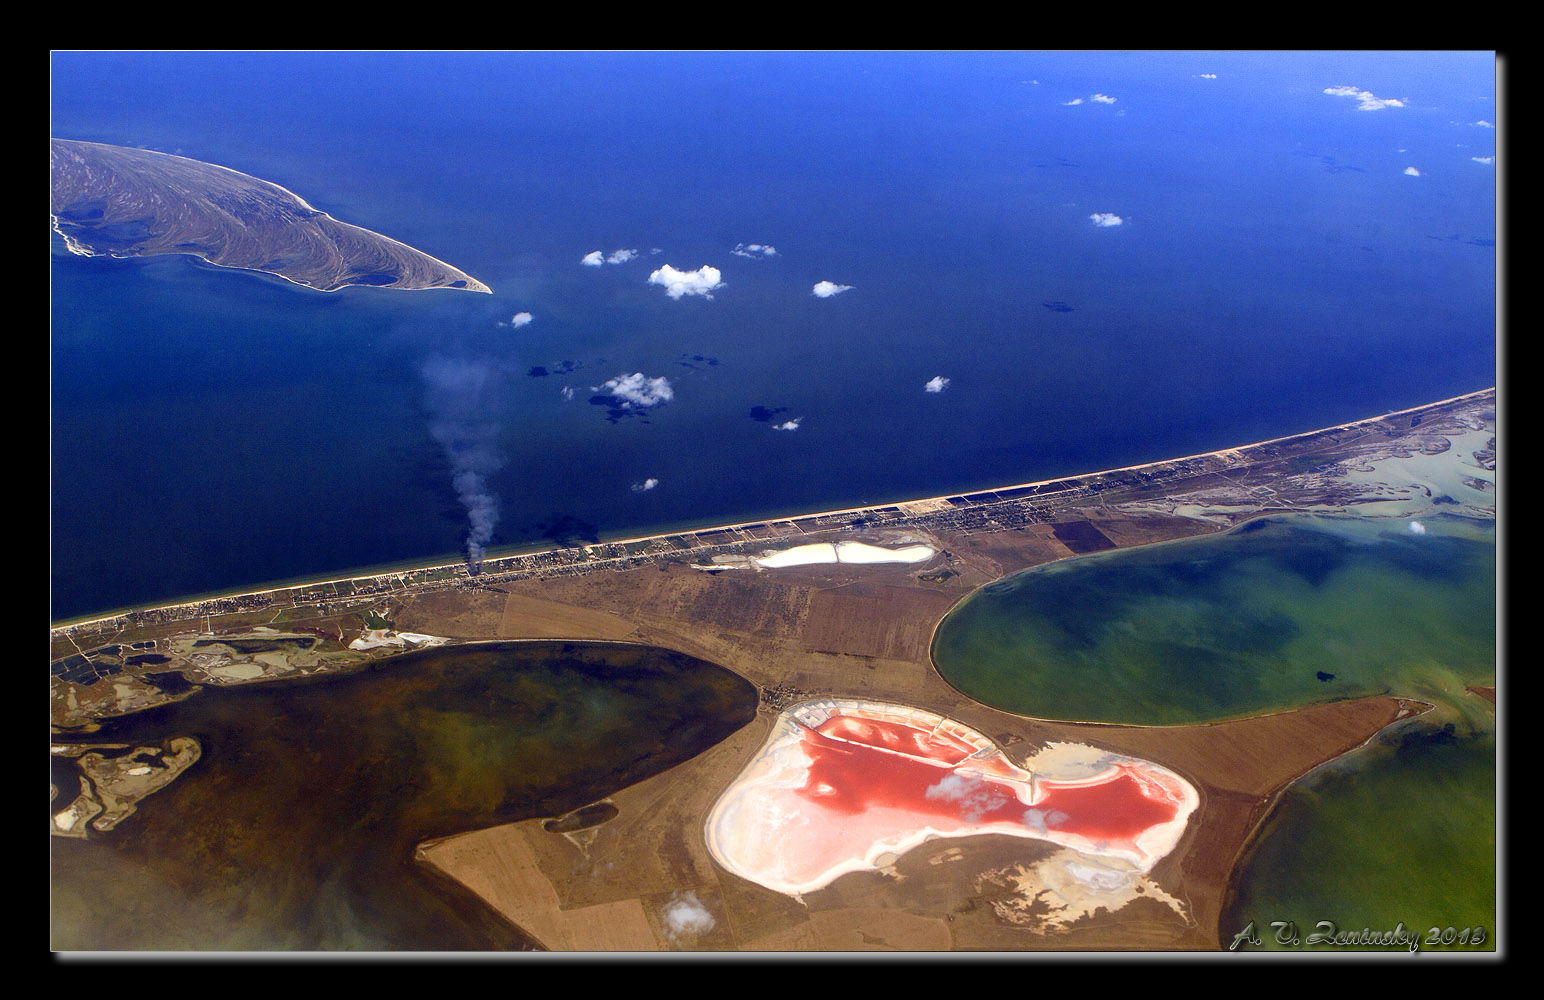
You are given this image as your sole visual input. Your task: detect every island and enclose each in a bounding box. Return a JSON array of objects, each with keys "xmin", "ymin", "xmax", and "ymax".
[
  {"xmin": 50, "ymin": 388, "xmax": 1496, "ymax": 951},
  {"xmin": 49, "ymin": 138, "xmax": 492, "ymax": 294}
]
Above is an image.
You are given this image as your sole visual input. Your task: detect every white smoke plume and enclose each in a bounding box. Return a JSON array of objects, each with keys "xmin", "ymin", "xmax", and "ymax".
[{"xmin": 422, "ymin": 354, "xmax": 507, "ymax": 574}]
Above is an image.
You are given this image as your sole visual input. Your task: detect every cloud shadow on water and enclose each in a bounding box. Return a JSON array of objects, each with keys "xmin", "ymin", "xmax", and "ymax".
[{"xmin": 534, "ymin": 513, "xmax": 601, "ymax": 548}]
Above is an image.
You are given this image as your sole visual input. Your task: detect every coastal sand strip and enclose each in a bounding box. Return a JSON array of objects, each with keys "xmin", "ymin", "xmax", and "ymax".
[{"xmin": 53, "ymin": 389, "xmax": 1493, "ymax": 633}]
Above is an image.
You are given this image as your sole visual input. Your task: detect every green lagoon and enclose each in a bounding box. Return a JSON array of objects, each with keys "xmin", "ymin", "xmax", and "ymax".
[
  {"xmin": 933, "ymin": 514, "xmax": 1496, "ymax": 726},
  {"xmin": 931, "ymin": 512, "xmax": 1497, "ymax": 950},
  {"xmin": 1220, "ymin": 725, "xmax": 1496, "ymax": 952}
]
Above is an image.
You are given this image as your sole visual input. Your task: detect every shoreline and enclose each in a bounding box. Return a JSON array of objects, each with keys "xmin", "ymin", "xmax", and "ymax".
[{"xmin": 49, "ymin": 387, "xmax": 1496, "ymax": 633}]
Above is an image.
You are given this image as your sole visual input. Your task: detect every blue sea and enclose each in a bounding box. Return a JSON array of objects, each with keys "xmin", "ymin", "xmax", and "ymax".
[{"xmin": 49, "ymin": 51, "xmax": 1497, "ymax": 621}]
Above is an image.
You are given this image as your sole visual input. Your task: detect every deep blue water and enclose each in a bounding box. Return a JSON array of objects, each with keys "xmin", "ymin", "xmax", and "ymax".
[{"xmin": 50, "ymin": 51, "xmax": 1497, "ymax": 620}]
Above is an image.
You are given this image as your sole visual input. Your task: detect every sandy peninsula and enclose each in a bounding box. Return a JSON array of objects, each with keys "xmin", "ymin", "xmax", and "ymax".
[{"xmin": 50, "ymin": 138, "xmax": 492, "ymax": 294}]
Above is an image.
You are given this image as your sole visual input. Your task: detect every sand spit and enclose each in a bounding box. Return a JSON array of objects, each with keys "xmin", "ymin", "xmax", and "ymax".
[{"xmin": 50, "ymin": 138, "xmax": 492, "ymax": 294}]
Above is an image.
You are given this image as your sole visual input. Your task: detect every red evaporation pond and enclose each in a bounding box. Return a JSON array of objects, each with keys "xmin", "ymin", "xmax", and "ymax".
[
  {"xmin": 799, "ymin": 719, "xmax": 1020, "ymax": 821},
  {"xmin": 813, "ymin": 716, "xmax": 976, "ymax": 764},
  {"xmin": 1032, "ymin": 763, "xmax": 1181, "ymax": 845},
  {"xmin": 799, "ymin": 718, "xmax": 1179, "ymax": 846}
]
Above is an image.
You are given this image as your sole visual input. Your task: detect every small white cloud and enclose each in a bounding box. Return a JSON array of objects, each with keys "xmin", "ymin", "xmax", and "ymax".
[
  {"xmin": 649, "ymin": 264, "xmax": 724, "ymax": 299},
  {"xmin": 509, "ymin": 312, "xmax": 534, "ymax": 327},
  {"xmin": 660, "ymin": 891, "xmax": 715, "ymax": 945},
  {"xmin": 812, "ymin": 280, "xmax": 853, "ymax": 298},
  {"xmin": 1198, "ymin": 73, "xmax": 1217, "ymax": 80},
  {"xmin": 1091, "ymin": 93, "xmax": 1117, "ymax": 104},
  {"xmin": 583, "ymin": 249, "xmax": 638, "ymax": 267},
  {"xmin": 597, "ymin": 372, "xmax": 674, "ymax": 407},
  {"xmin": 1090, "ymin": 212, "xmax": 1124, "ymax": 227},
  {"xmin": 632, "ymin": 477, "xmax": 660, "ymax": 492},
  {"xmin": 560, "ymin": 386, "xmax": 574, "ymax": 401},
  {"xmin": 1404, "ymin": 166, "xmax": 1421, "ymax": 176},
  {"xmin": 1474, "ymin": 120, "xmax": 1494, "ymax": 128},
  {"xmin": 1324, "ymin": 85, "xmax": 1405, "ymax": 111},
  {"xmin": 773, "ymin": 419, "xmax": 801, "ymax": 431},
  {"xmin": 925, "ymin": 376, "xmax": 950, "ymax": 393},
  {"xmin": 1409, "ymin": 520, "xmax": 1426, "ymax": 535},
  {"xmin": 732, "ymin": 242, "xmax": 778, "ymax": 259},
  {"xmin": 1062, "ymin": 97, "xmax": 1085, "ymax": 106},
  {"xmin": 1472, "ymin": 156, "xmax": 1494, "ymax": 165}
]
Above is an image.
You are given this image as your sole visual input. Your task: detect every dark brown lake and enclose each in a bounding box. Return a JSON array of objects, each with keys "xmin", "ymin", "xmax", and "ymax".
[{"xmin": 51, "ymin": 641, "xmax": 758, "ymax": 951}]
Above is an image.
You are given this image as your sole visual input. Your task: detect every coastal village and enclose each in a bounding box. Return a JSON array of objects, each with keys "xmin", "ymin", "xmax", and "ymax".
[{"xmin": 52, "ymin": 388, "xmax": 1494, "ymax": 685}]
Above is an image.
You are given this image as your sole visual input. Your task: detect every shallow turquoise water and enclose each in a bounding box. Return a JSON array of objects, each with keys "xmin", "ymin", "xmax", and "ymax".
[
  {"xmin": 1220, "ymin": 726, "xmax": 1496, "ymax": 953},
  {"xmin": 932, "ymin": 514, "xmax": 1496, "ymax": 726}
]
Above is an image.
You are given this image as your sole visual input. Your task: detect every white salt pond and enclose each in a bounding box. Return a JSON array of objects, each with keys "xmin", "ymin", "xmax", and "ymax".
[{"xmin": 751, "ymin": 541, "xmax": 936, "ymax": 569}]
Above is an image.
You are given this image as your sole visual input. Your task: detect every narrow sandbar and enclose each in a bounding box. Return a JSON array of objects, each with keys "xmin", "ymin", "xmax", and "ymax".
[{"xmin": 50, "ymin": 138, "xmax": 492, "ymax": 294}]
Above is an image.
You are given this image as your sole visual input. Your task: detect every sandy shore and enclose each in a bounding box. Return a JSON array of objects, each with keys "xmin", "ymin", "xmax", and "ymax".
[{"xmin": 49, "ymin": 388, "xmax": 1494, "ymax": 635}]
